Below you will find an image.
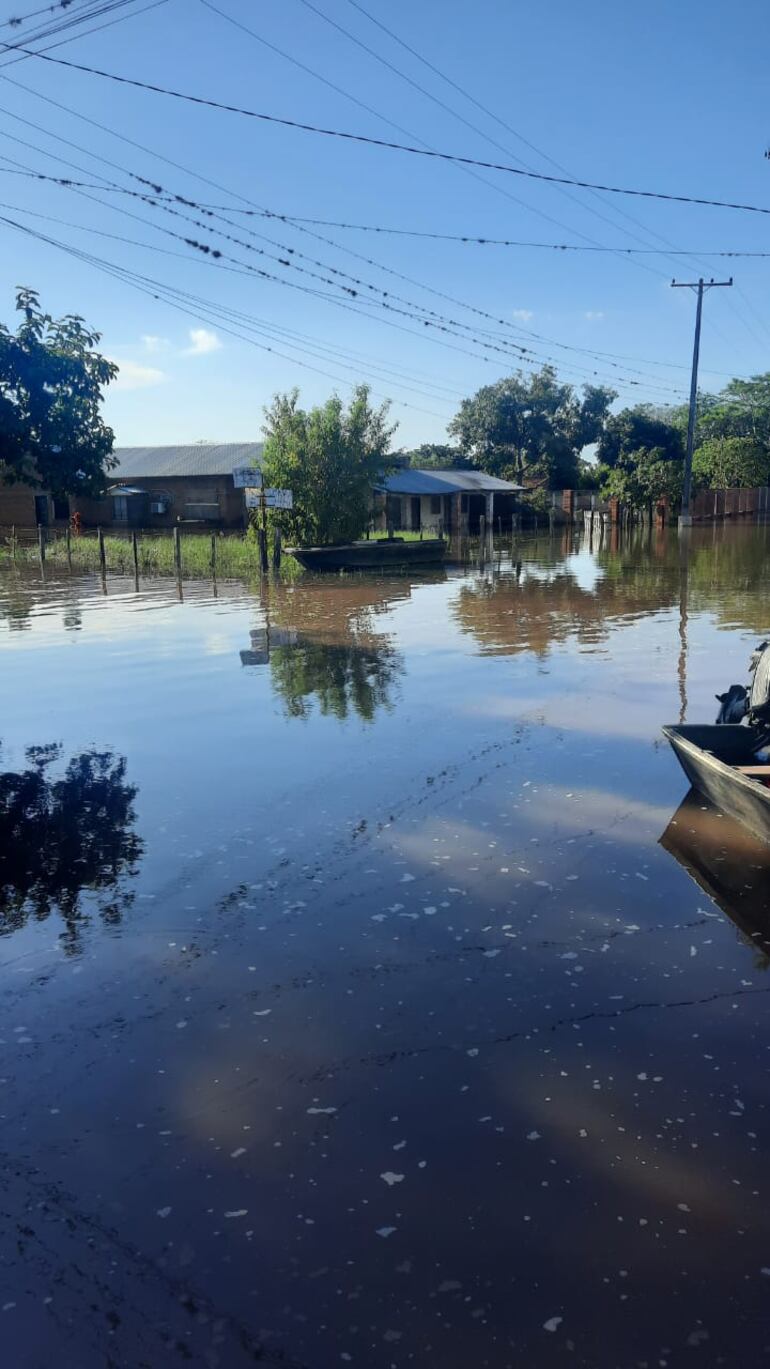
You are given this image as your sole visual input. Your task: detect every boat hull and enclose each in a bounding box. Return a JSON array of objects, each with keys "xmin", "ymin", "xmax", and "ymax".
[
  {"xmin": 663, "ymin": 723, "xmax": 770, "ymax": 845},
  {"xmin": 288, "ymin": 539, "xmax": 446, "ymax": 571}
]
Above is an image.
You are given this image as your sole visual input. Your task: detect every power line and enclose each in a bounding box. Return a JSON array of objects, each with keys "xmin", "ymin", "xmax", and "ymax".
[
  {"xmin": 0, "ymin": 110, "xmax": 689, "ymax": 394},
  {"xmin": 197, "ymin": 0, "xmax": 657, "ymax": 270},
  {"xmin": 206, "ymin": 211, "xmax": 770, "ymax": 257},
  {"xmin": 0, "ymin": 72, "xmax": 751, "ymax": 386},
  {"xmin": 0, "ymin": 209, "xmax": 459, "ymax": 420},
  {"xmin": 6, "ymin": 40, "xmax": 770, "ymax": 218}
]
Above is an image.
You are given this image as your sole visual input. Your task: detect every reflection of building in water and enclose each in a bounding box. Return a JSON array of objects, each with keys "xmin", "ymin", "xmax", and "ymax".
[
  {"xmin": 0, "ymin": 744, "xmax": 143, "ymax": 952},
  {"xmin": 660, "ymin": 789, "xmax": 770, "ymax": 969},
  {"xmin": 238, "ymin": 577, "xmax": 414, "ymax": 721}
]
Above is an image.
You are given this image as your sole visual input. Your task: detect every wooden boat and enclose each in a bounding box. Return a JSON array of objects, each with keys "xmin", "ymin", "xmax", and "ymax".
[
  {"xmin": 288, "ymin": 538, "xmax": 446, "ymax": 572},
  {"xmin": 662, "ymin": 723, "xmax": 770, "ymax": 846}
]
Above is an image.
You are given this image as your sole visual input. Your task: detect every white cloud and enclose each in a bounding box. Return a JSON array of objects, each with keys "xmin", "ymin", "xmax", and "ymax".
[
  {"xmin": 512, "ymin": 308, "xmax": 533, "ymax": 322},
  {"xmin": 141, "ymin": 334, "xmax": 170, "ymax": 354},
  {"xmin": 110, "ymin": 358, "xmax": 167, "ymax": 391},
  {"xmin": 584, "ymin": 311, "xmax": 605, "ymax": 321},
  {"xmin": 184, "ymin": 327, "xmax": 223, "ymax": 356}
]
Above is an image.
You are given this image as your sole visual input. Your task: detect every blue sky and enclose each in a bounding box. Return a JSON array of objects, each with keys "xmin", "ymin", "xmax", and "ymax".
[{"xmin": 1, "ymin": 0, "xmax": 769, "ymax": 449}]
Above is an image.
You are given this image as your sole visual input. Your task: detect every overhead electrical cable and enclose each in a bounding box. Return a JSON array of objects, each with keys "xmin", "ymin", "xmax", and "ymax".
[
  {"xmin": 2, "ymin": 41, "xmax": 770, "ymax": 218},
  {"xmin": 0, "ymin": 72, "xmax": 749, "ymax": 384}
]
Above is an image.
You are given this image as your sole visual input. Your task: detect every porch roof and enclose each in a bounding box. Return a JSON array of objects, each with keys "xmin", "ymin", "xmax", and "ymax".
[{"xmin": 378, "ymin": 469, "xmax": 523, "ymax": 496}]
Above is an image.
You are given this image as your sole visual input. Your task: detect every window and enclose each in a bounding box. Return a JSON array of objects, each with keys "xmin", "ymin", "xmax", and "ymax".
[
  {"xmin": 430, "ymin": 496, "xmax": 441, "ymax": 515},
  {"xmin": 112, "ymin": 496, "xmax": 129, "ymax": 523},
  {"xmin": 53, "ymin": 496, "xmax": 69, "ymax": 521}
]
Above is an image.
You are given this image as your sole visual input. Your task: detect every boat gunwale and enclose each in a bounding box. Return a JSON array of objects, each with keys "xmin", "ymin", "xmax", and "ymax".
[{"xmin": 662, "ymin": 724, "xmax": 770, "ymax": 803}]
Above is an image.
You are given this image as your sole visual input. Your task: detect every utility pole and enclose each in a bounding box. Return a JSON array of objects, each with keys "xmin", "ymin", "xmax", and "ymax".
[{"xmin": 671, "ymin": 276, "xmax": 732, "ymax": 528}]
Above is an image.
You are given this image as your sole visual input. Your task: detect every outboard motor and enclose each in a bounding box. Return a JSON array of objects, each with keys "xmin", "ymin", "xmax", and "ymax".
[
  {"xmin": 716, "ymin": 641, "xmax": 770, "ymax": 728},
  {"xmin": 715, "ymin": 685, "xmax": 748, "ymax": 724}
]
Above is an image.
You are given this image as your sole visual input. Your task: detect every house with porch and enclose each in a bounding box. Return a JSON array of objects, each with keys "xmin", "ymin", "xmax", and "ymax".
[
  {"xmin": 0, "ymin": 443, "xmax": 263, "ymax": 531},
  {"xmin": 375, "ymin": 469, "xmax": 523, "ymax": 535}
]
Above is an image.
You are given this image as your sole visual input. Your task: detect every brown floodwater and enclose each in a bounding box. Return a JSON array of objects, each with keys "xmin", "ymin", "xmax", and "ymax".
[{"xmin": 2, "ymin": 523, "xmax": 770, "ymax": 1368}]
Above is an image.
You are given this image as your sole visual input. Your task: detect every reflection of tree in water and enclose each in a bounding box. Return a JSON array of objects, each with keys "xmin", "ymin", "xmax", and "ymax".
[
  {"xmin": 270, "ymin": 637, "xmax": 402, "ymax": 721},
  {"xmin": 0, "ymin": 744, "xmax": 143, "ymax": 952},
  {"xmin": 255, "ymin": 575, "xmax": 410, "ymax": 722},
  {"xmin": 454, "ymin": 524, "xmax": 770, "ymax": 657}
]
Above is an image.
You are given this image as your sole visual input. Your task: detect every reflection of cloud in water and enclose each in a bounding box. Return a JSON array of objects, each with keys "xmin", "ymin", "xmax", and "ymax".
[
  {"xmin": 458, "ymin": 692, "xmax": 666, "ymax": 740},
  {"xmin": 0, "ymin": 743, "xmax": 143, "ymax": 952},
  {"xmin": 498, "ymin": 1063, "xmax": 758, "ymax": 1243}
]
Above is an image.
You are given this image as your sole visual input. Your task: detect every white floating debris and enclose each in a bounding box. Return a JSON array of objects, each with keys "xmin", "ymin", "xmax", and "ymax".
[
  {"xmin": 253, "ymin": 1009, "xmax": 272, "ymax": 1017},
  {"xmin": 231, "ymin": 1147, "xmax": 247, "ymax": 1159},
  {"xmin": 156, "ymin": 1206, "xmax": 172, "ymax": 1219},
  {"xmin": 224, "ymin": 1209, "xmax": 248, "ymax": 1219},
  {"xmin": 466, "ymin": 1048, "xmax": 479, "ymax": 1058},
  {"xmin": 307, "ymin": 1106, "xmax": 337, "ymax": 1115},
  {"xmin": 543, "ymin": 1316, "xmax": 562, "ymax": 1333},
  {"xmin": 380, "ymin": 1171, "xmax": 405, "ymax": 1187},
  {"xmin": 527, "ymin": 1130, "xmax": 541, "ymax": 1141},
  {"xmin": 482, "ymin": 949, "xmax": 501, "ymax": 958},
  {"xmin": 400, "ymin": 874, "xmax": 416, "ymax": 883},
  {"xmin": 376, "ymin": 1226, "xmax": 397, "ymax": 1238}
]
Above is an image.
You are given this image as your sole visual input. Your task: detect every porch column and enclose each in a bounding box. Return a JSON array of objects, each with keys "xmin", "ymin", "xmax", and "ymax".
[{"xmin": 485, "ymin": 490, "xmax": 494, "ymax": 530}]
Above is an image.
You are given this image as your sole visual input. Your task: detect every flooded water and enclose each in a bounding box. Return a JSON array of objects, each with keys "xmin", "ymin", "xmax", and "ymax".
[{"xmin": 2, "ymin": 524, "xmax": 770, "ymax": 1368}]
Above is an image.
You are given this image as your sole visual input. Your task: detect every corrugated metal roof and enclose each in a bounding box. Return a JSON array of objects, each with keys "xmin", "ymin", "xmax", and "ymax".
[
  {"xmin": 110, "ymin": 443, "xmax": 264, "ymax": 479},
  {"xmin": 379, "ymin": 468, "xmax": 524, "ymax": 495}
]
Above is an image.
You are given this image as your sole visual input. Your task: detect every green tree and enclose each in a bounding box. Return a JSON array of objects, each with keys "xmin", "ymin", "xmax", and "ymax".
[
  {"xmin": 449, "ymin": 365, "xmax": 615, "ymax": 488},
  {"xmin": 692, "ymin": 435, "xmax": 770, "ymax": 489},
  {"xmin": 0, "ymin": 287, "xmax": 118, "ymax": 497},
  {"xmin": 596, "ymin": 405, "xmax": 683, "ymax": 468},
  {"xmin": 399, "ymin": 442, "xmax": 469, "ymax": 470},
  {"xmin": 600, "ymin": 446, "xmax": 683, "ymax": 509},
  {"xmin": 261, "ymin": 385, "xmax": 396, "ymax": 546}
]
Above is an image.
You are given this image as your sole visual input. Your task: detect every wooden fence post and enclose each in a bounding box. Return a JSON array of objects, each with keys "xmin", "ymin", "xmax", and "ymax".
[
  {"xmin": 173, "ymin": 526, "xmax": 182, "ymax": 578},
  {"xmin": 66, "ymin": 524, "xmax": 73, "ymax": 571},
  {"xmin": 210, "ymin": 532, "xmax": 217, "ymax": 576},
  {"xmin": 272, "ymin": 526, "xmax": 282, "ymax": 570},
  {"xmin": 97, "ymin": 526, "xmax": 106, "ymax": 577},
  {"xmin": 131, "ymin": 530, "xmax": 139, "ymax": 584},
  {"xmin": 38, "ymin": 524, "xmax": 46, "ymax": 565},
  {"xmin": 10, "ymin": 524, "xmax": 16, "ymax": 562}
]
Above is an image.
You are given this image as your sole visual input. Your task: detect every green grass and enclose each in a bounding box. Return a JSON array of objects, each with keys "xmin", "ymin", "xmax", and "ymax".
[{"xmin": 0, "ymin": 531, "xmax": 277, "ymax": 579}]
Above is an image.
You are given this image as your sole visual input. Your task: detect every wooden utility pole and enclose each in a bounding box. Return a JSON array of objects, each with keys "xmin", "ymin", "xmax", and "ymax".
[{"xmin": 671, "ymin": 277, "xmax": 733, "ymax": 528}]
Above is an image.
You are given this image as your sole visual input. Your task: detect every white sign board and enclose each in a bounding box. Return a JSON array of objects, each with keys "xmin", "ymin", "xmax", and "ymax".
[
  {"xmin": 245, "ymin": 488, "xmax": 293, "ymax": 510},
  {"xmin": 232, "ymin": 466, "xmax": 262, "ymax": 489}
]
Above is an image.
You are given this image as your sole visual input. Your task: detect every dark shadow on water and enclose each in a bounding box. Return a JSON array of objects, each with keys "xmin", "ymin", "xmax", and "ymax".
[
  {"xmin": 660, "ymin": 787, "xmax": 770, "ymax": 968},
  {"xmin": 0, "ymin": 744, "xmax": 143, "ymax": 952}
]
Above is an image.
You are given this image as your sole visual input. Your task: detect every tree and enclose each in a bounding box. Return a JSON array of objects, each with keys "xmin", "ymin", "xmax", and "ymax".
[
  {"xmin": 0, "ymin": 287, "xmax": 118, "ymax": 497},
  {"xmin": 601, "ymin": 446, "xmax": 683, "ymax": 509},
  {"xmin": 692, "ymin": 435, "xmax": 770, "ymax": 489},
  {"xmin": 597, "ymin": 405, "xmax": 684, "ymax": 468},
  {"xmin": 449, "ymin": 365, "xmax": 615, "ymax": 488},
  {"xmin": 398, "ymin": 442, "xmax": 469, "ymax": 470},
  {"xmin": 261, "ymin": 385, "xmax": 396, "ymax": 546}
]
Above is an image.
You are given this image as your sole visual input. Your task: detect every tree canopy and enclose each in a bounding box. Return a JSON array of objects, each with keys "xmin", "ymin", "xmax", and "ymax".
[
  {"xmin": 692, "ymin": 435, "xmax": 770, "ymax": 489},
  {"xmin": 601, "ymin": 446, "xmax": 684, "ymax": 509},
  {"xmin": 0, "ymin": 287, "xmax": 117, "ymax": 497},
  {"xmin": 398, "ymin": 442, "xmax": 469, "ymax": 470},
  {"xmin": 261, "ymin": 385, "xmax": 396, "ymax": 546},
  {"xmin": 449, "ymin": 365, "xmax": 615, "ymax": 489},
  {"xmin": 596, "ymin": 405, "xmax": 683, "ymax": 468}
]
